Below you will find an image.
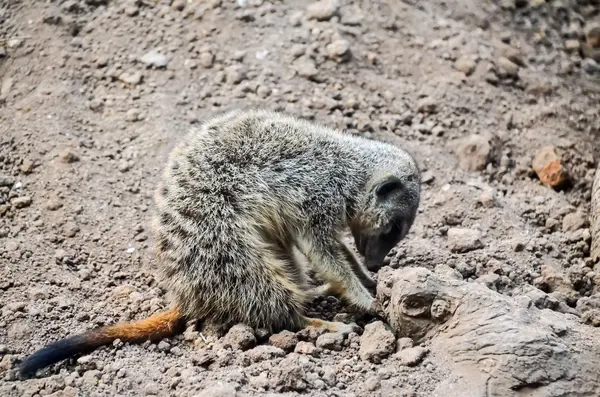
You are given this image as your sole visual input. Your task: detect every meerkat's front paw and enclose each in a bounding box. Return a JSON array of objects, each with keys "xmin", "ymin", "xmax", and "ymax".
[
  {"xmin": 345, "ymin": 289, "xmax": 375, "ymax": 312},
  {"xmin": 367, "ymin": 299, "xmax": 384, "ymax": 316}
]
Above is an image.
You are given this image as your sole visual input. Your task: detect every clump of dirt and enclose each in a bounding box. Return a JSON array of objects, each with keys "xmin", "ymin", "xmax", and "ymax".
[{"xmin": 0, "ymin": 0, "xmax": 599, "ymax": 396}]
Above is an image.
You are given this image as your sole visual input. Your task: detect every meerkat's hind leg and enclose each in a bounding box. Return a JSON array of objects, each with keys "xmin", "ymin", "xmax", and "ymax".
[
  {"xmin": 301, "ymin": 316, "xmax": 362, "ymax": 336},
  {"xmin": 291, "ymin": 241, "xmax": 334, "ymax": 301}
]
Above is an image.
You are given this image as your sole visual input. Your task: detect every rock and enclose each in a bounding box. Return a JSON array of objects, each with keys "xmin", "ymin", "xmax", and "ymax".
[
  {"xmin": 518, "ymin": 284, "xmax": 559, "ymax": 311},
  {"xmin": 380, "ymin": 266, "xmax": 600, "ymax": 395},
  {"xmin": 6, "ymin": 39, "xmax": 22, "ymax": 49},
  {"xmin": 315, "ymin": 332, "xmax": 344, "ymax": 351},
  {"xmin": 6, "ymin": 301, "xmax": 26, "ymax": 311},
  {"xmin": 341, "ymin": 8, "xmax": 363, "ymax": 26},
  {"xmin": 64, "ymin": 222, "xmax": 79, "ymax": 238},
  {"xmin": 0, "ymin": 77, "xmax": 13, "ymax": 102},
  {"xmin": 81, "ymin": 369, "xmax": 100, "ymax": 387},
  {"xmin": 534, "ymin": 264, "xmax": 571, "ymax": 295},
  {"xmin": 0, "ymin": 175, "xmax": 14, "ymax": 187},
  {"xmin": 364, "ymin": 375, "xmax": 381, "ymax": 391},
  {"xmin": 479, "ymin": 189, "xmax": 495, "ymax": 208},
  {"xmin": 198, "ymin": 52, "xmax": 215, "ymax": 68},
  {"xmin": 272, "ymin": 355, "xmax": 307, "ymax": 392},
  {"xmin": 0, "ymin": 355, "xmax": 15, "ymax": 371},
  {"xmin": 12, "ymin": 196, "xmax": 32, "ymax": 208},
  {"xmin": 454, "ymin": 56, "xmax": 476, "ymax": 75},
  {"xmin": 559, "ymin": 60, "xmax": 574, "ymax": 75},
  {"xmin": 532, "ymin": 146, "xmax": 570, "ymax": 188},
  {"xmin": 184, "ymin": 59, "xmax": 198, "ymax": 70},
  {"xmin": 47, "ymin": 387, "xmax": 79, "ymax": 397},
  {"xmin": 562, "ymin": 212, "xmax": 588, "ymax": 232},
  {"xmin": 564, "ymin": 39, "xmax": 581, "ymax": 52},
  {"xmin": 171, "ymin": 0, "xmax": 185, "ymax": 11},
  {"xmin": 294, "ymin": 341, "xmax": 318, "ymax": 356},
  {"xmin": 421, "ymin": 171, "xmax": 435, "ymax": 184},
  {"xmin": 397, "ymin": 346, "xmax": 428, "ymax": 366},
  {"xmin": 576, "ymin": 294, "xmax": 600, "ymax": 327},
  {"xmin": 359, "ymin": 321, "xmax": 396, "ymax": 363},
  {"xmin": 19, "ymin": 158, "xmax": 34, "ymax": 174},
  {"xmin": 118, "ymin": 160, "xmax": 132, "ymax": 173},
  {"xmin": 119, "ymin": 71, "xmax": 143, "ymax": 85},
  {"xmin": 88, "ymin": 98, "xmax": 104, "ymax": 112},
  {"xmin": 293, "ymin": 57, "xmax": 320, "ymax": 81},
  {"xmin": 225, "ymin": 65, "xmax": 247, "ymax": 84},
  {"xmin": 417, "ymin": 97, "xmax": 437, "ymax": 114},
  {"xmin": 455, "ymin": 135, "xmax": 491, "ymax": 171},
  {"xmin": 59, "ymin": 149, "xmax": 80, "ymax": 163},
  {"xmin": 42, "ymin": 13, "xmax": 62, "ymax": 25},
  {"xmin": 29, "ymin": 288, "xmax": 50, "ymax": 300},
  {"xmin": 157, "ymin": 340, "xmax": 171, "ymax": 352},
  {"xmin": 222, "ymin": 324, "xmax": 256, "ymax": 351},
  {"xmin": 447, "ymin": 228, "xmax": 483, "ymax": 253},
  {"xmin": 306, "ymin": 0, "xmax": 339, "ymax": 21},
  {"xmin": 525, "ymin": 81, "xmax": 553, "ymax": 97},
  {"xmin": 397, "ymin": 337, "xmax": 414, "ymax": 350},
  {"xmin": 125, "ymin": 5, "xmax": 139, "ymax": 16},
  {"xmin": 582, "ymin": 58, "xmax": 600, "ymax": 74},
  {"xmin": 246, "ymin": 345, "xmax": 285, "ymax": 362},
  {"xmin": 288, "ymin": 11, "xmax": 303, "ymax": 26},
  {"xmin": 125, "ymin": 108, "xmax": 143, "ymax": 122},
  {"xmin": 191, "ymin": 349, "xmax": 216, "ymax": 367},
  {"xmin": 140, "ymin": 49, "xmax": 169, "ymax": 68},
  {"xmin": 95, "ymin": 55, "xmax": 109, "ymax": 68},
  {"xmin": 143, "ymin": 383, "xmax": 159, "ymax": 395},
  {"xmin": 497, "ymin": 56, "xmax": 519, "ymax": 76},
  {"xmin": 194, "ymin": 382, "xmax": 238, "ymax": 397},
  {"xmin": 249, "ymin": 373, "xmax": 269, "ymax": 389},
  {"xmin": 326, "ymin": 39, "xmax": 351, "ymax": 63},
  {"xmin": 455, "ymin": 261, "xmax": 476, "ymax": 278},
  {"xmin": 500, "ymin": 46, "xmax": 525, "ymax": 67},
  {"xmin": 269, "ymin": 330, "xmax": 298, "ymax": 352}
]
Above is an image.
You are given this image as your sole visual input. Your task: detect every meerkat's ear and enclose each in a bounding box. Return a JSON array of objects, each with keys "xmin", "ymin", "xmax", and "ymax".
[{"xmin": 373, "ymin": 176, "xmax": 404, "ymax": 199}]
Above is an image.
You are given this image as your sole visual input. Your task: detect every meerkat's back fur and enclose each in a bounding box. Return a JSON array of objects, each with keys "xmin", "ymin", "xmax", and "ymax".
[{"xmin": 19, "ymin": 109, "xmax": 421, "ymax": 377}]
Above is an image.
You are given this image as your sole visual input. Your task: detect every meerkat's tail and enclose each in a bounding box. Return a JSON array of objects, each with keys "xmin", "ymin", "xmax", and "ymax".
[{"xmin": 19, "ymin": 306, "xmax": 185, "ymax": 378}]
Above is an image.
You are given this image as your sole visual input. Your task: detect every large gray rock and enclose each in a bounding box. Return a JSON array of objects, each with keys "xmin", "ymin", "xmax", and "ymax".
[{"xmin": 376, "ymin": 266, "xmax": 600, "ymax": 397}]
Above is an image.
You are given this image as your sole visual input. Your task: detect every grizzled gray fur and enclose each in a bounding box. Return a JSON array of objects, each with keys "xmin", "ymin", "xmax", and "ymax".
[{"xmin": 153, "ymin": 109, "xmax": 421, "ymax": 333}]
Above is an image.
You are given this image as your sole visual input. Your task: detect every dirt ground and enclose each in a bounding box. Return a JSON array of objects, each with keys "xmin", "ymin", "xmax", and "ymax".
[{"xmin": 1, "ymin": 0, "xmax": 599, "ymax": 396}]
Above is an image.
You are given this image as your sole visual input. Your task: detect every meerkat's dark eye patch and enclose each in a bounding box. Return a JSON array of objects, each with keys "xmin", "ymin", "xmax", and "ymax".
[
  {"xmin": 382, "ymin": 221, "xmax": 403, "ymax": 239},
  {"xmin": 374, "ymin": 176, "xmax": 404, "ymax": 199}
]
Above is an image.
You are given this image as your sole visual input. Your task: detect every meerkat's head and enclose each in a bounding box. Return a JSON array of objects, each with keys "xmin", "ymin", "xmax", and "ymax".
[{"xmin": 350, "ymin": 146, "xmax": 421, "ymax": 271}]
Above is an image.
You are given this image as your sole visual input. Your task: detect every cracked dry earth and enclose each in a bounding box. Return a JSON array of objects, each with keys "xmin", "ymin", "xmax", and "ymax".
[{"xmin": 1, "ymin": 0, "xmax": 600, "ymax": 396}]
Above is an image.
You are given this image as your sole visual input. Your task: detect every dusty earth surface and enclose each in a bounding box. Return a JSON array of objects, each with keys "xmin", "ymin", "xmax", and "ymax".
[{"xmin": 1, "ymin": 0, "xmax": 600, "ymax": 396}]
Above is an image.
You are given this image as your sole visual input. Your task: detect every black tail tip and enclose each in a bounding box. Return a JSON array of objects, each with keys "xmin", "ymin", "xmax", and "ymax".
[
  {"xmin": 17, "ymin": 334, "xmax": 93, "ymax": 378},
  {"xmin": 18, "ymin": 363, "xmax": 37, "ymax": 379}
]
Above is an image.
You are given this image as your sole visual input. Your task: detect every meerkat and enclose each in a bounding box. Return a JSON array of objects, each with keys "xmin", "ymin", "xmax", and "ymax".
[{"xmin": 19, "ymin": 109, "xmax": 421, "ymax": 377}]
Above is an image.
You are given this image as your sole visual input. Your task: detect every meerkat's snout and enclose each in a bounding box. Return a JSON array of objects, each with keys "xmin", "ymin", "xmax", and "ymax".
[
  {"xmin": 355, "ymin": 211, "xmax": 416, "ymax": 271},
  {"xmin": 353, "ymin": 170, "xmax": 421, "ymax": 272}
]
